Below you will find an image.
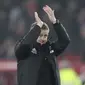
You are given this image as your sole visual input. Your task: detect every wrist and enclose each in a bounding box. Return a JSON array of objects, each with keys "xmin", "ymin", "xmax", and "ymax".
[
  {"xmin": 52, "ymin": 19, "xmax": 59, "ymax": 24},
  {"xmin": 37, "ymin": 22, "xmax": 43, "ymax": 28},
  {"xmin": 52, "ymin": 18, "xmax": 56, "ymax": 24}
]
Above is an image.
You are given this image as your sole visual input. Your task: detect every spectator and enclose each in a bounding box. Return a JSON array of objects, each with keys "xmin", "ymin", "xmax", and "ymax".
[{"xmin": 59, "ymin": 59, "xmax": 82, "ymax": 85}]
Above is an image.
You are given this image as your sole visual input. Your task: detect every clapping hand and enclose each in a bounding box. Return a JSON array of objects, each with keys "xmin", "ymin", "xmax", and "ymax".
[
  {"xmin": 43, "ymin": 5, "xmax": 57, "ymax": 24},
  {"xmin": 34, "ymin": 12, "xmax": 43, "ymax": 28}
]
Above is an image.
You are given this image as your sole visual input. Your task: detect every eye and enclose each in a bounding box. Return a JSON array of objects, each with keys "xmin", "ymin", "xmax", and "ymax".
[{"xmin": 44, "ymin": 34, "xmax": 48, "ymax": 37}]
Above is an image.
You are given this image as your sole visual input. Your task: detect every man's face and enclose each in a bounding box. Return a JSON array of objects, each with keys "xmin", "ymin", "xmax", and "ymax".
[{"xmin": 37, "ymin": 30, "xmax": 49, "ymax": 45}]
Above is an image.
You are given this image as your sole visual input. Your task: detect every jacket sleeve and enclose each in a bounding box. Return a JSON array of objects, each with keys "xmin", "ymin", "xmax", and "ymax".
[
  {"xmin": 15, "ymin": 25, "xmax": 41, "ymax": 61},
  {"xmin": 51, "ymin": 22, "xmax": 70, "ymax": 56}
]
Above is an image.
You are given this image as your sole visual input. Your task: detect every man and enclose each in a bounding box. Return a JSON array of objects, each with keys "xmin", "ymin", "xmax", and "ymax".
[{"xmin": 15, "ymin": 5, "xmax": 70, "ymax": 85}]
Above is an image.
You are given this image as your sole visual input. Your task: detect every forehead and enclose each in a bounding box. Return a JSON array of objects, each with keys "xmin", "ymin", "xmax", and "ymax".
[{"xmin": 40, "ymin": 30, "xmax": 49, "ymax": 35}]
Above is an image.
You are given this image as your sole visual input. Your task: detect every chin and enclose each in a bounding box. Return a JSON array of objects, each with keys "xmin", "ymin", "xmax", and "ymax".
[
  {"xmin": 37, "ymin": 40, "xmax": 47, "ymax": 45},
  {"xmin": 41, "ymin": 42, "xmax": 46, "ymax": 45}
]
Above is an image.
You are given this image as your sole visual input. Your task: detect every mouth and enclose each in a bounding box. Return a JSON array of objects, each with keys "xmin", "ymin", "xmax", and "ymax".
[{"xmin": 40, "ymin": 40, "xmax": 46, "ymax": 44}]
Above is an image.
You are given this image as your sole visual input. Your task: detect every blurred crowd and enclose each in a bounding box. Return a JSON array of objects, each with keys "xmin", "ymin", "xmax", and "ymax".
[
  {"xmin": 0, "ymin": 0, "xmax": 85, "ymax": 85},
  {"xmin": 0, "ymin": 0, "xmax": 85, "ymax": 58},
  {"xmin": 1, "ymin": 0, "xmax": 85, "ymax": 59}
]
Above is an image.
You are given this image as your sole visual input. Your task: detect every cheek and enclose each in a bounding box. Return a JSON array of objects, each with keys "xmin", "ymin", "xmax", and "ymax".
[
  {"xmin": 43, "ymin": 37, "xmax": 48, "ymax": 41},
  {"xmin": 45, "ymin": 36, "xmax": 48, "ymax": 40}
]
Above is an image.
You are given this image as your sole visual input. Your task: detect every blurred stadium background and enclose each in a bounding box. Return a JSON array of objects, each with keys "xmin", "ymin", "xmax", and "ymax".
[{"xmin": 0, "ymin": 0, "xmax": 85, "ymax": 85}]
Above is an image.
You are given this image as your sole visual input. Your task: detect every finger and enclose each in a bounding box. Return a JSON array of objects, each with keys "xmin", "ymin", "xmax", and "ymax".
[
  {"xmin": 43, "ymin": 6, "xmax": 53, "ymax": 13},
  {"xmin": 43, "ymin": 7, "xmax": 48, "ymax": 13},
  {"xmin": 43, "ymin": 6, "xmax": 50, "ymax": 12},
  {"xmin": 34, "ymin": 12, "xmax": 41, "ymax": 22},
  {"xmin": 43, "ymin": 7, "xmax": 50, "ymax": 14},
  {"xmin": 34, "ymin": 12, "xmax": 39, "ymax": 21},
  {"xmin": 46, "ymin": 6, "xmax": 53, "ymax": 14},
  {"xmin": 46, "ymin": 5, "xmax": 52, "ymax": 11},
  {"xmin": 44, "ymin": 5, "xmax": 52, "ymax": 13},
  {"xmin": 34, "ymin": 12, "xmax": 37, "ymax": 22},
  {"xmin": 43, "ymin": 7, "xmax": 52, "ymax": 16},
  {"xmin": 35, "ymin": 12, "xmax": 38, "ymax": 19}
]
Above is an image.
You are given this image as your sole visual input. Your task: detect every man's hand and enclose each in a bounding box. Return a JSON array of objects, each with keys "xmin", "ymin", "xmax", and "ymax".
[
  {"xmin": 34, "ymin": 12, "xmax": 43, "ymax": 28},
  {"xmin": 43, "ymin": 5, "xmax": 58, "ymax": 24}
]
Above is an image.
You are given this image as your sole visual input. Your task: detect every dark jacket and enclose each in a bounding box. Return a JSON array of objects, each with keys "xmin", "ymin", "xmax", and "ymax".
[{"xmin": 15, "ymin": 22, "xmax": 70, "ymax": 85}]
